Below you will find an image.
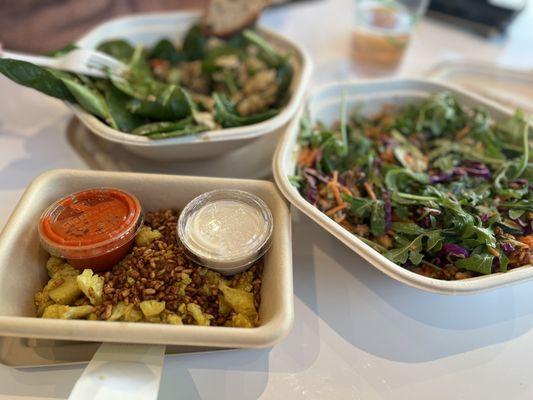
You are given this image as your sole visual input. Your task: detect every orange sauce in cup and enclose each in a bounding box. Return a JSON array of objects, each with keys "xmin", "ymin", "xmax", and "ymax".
[{"xmin": 38, "ymin": 188, "xmax": 143, "ymax": 271}]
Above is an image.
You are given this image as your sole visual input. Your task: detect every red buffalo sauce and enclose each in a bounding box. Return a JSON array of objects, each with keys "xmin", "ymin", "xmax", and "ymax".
[{"xmin": 38, "ymin": 188, "xmax": 143, "ymax": 271}]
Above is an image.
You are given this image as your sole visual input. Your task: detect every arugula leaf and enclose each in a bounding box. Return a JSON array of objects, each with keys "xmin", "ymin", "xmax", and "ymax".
[
  {"xmin": 370, "ymin": 201, "xmax": 386, "ymax": 236},
  {"xmin": 392, "ymin": 222, "xmax": 426, "ymax": 236},
  {"xmin": 341, "ymin": 194, "xmax": 374, "ymax": 219},
  {"xmin": 385, "ymin": 234, "xmax": 425, "ymax": 265},
  {"xmin": 385, "ymin": 168, "xmax": 429, "ymax": 192},
  {"xmin": 455, "ymin": 254, "xmax": 493, "ymax": 275}
]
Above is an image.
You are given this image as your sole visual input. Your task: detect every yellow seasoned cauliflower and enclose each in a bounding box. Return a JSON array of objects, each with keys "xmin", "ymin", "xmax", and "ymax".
[
  {"xmin": 139, "ymin": 300, "xmax": 166, "ymax": 317},
  {"xmin": 123, "ymin": 305, "xmax": 143, "ymax": 322},
  {"xmin": 46, "ymin": 257, "xmax": 79, "ymax": 278},
  {"xmin": 166, "ymin": 313, "xmax": 183, "ymax": 325},
  {"xmin": 219, "ymin": 283, "xmax": 258, "ymax": 326},
  {"xmin": 230, "ymin": 313, "xmax": 254, "ymax": 328},
  {"xmin": 76, "ymin": 269, "xmax": 104, "ymax": 305},
  {"xmin": 48, "ymin": 276, "xmax": 82, "ymax": 305},
  {"xmin": 42, "ymin": 304, "xmax": 94, "ymax": 319},
  {"xmin": 34, "ymin": 277, "xmax": 66, "ymax": 316},
  {"xmin": 107, "ymin": 302, "xmax": 129, "ymax": 321},
  {"xmin": 135, "ymin": 227, "xmax": 162, "ymax": 247},
  {"xmin": 187, "ymin": 303, "xmax": 213, "ymax": 326}
]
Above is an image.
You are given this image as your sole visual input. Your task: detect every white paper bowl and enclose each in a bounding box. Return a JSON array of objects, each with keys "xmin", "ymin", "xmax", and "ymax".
[
  {"xmin": 273, "ymin": 78, "xmax": 532, "ymax": 295},
  {"xmin": 0, "ymin": 169, "xmax": 293, "ymax": 348},
  {"xmin": 71, "ymin": 11, "xmax": 312, "ymax": 161}
]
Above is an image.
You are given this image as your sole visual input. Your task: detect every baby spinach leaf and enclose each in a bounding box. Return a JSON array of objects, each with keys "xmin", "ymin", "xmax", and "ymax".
[
  {"xmin": 97, "ymin": 40, "xmax": 135, "ymax": 63},
  {"xmin": 127, "ymin": 86, "xmax": 192, "ymax": 120},
  {"xmin": 183, "ymin": 25, "xmax": 207, "ymax": 61},
  {"xmin": 0, "ymin": 59, "xmax": 75, "ymax": 102},
  {"xmin": 147, "ymin": 39, "xmax": 185, "ymax": 63},
  {"xmin": 243, "ymin": 30, "xmax": 285, "ymax": 68},
  {"xmin": 275, "ymin": 61, "xmax": 293, "ymax": 105},
  {"xmin": 102, "ymin": 83, "xmax": 145, "ymax": 132},
  {"xmin": 54, "ymin": 72, "xmax": 109, "ymax": 119},
  {"xmin": 147, "ymin": 125, "xmax": 207, "ymax": 139},
  {"xmin": 47, "ymin": 43, "xmax": 78, "ymax": 57},
  {"xmin": 213, "ymin": 93, "xmax": 277, "ymax": 127},
  {"xmin": 132, "ymin": 117, "xmax": 194, "ymax": 136}
]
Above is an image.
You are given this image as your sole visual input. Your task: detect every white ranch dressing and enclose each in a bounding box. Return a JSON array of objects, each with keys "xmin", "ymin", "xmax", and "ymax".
[
  {"xmin": 178, "ymin": 190, "xmax": 273, "ymax": 274},
  {"xmin": 186, "ymin": 199, "xmax": 267, "ymax": 259}
]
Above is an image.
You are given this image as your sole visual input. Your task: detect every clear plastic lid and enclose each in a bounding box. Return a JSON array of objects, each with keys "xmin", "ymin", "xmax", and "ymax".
[
  {"xmin": 177, "ymin": 189, "xmax": 273, "ymax": 273},
  {"xmin": 38, "ymin": 188, "xmax": 143, "ymax": 260}
]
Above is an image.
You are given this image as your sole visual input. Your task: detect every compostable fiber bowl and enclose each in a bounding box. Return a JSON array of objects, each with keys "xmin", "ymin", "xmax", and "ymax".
[
  {"xmin": 0, "ymin": 169, "xmax": 293, "ymax": 348},
  {"xmin": 72, "ymin": 11, "xmax": 312, "ymax": 161},
  {"xmin": 273, "ymin": 78, "xmax": 532, "ymax": 295}
]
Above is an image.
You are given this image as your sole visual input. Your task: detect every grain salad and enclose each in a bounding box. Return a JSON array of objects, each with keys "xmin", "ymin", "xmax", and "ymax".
[{"xmin": 35, "ymin": 209, "xmax": 263, "ymax": 328}]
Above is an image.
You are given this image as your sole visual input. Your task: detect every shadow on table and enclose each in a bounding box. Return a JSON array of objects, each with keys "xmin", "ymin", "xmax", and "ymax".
[
  {"xmin": 291, "ymin": 208, "xmax": 533, "ymax": 364},
  {"xmin": 159, "ymin": 348, "xmax": 270, "ymax": 400},
  {"xmin": 3, "ymin": 363, "xmax": 84, "ymax": 399}
]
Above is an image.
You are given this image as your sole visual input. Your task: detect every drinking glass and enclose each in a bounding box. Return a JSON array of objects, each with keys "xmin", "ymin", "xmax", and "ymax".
[{"xmin": 352, "ymin": 0, "xmax": 429, "ymax": 75}]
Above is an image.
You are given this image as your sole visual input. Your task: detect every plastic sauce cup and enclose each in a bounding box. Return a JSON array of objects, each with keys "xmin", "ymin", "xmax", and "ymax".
[
  {"xmin": 177, "ymin": 189, "xmax": 273, "ymax": 275},
  {"xmin": 38, "ymin": 188, "xmax": 143, "ymax": 271}
]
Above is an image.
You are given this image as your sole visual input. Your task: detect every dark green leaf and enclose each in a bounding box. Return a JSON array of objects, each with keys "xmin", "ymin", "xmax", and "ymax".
[
  {"xmin": 392, "ymin": 222, "xmax": 426, "ymax": 236},
  {"xmin": 147, "ymin": 39, "xmax": 185, "ymax": 63},
  {"xmin": 97, "ymin": 40, "xmax": 134, "ymax": 63},
  {"xmin": 183, "ymin": 25, "xmax": 207, "ymax": 61},
  {"xmin": 102, "ymin": 83, "xmax": 145, "ymax": 132},
  {"xmin": 132, "ymin": 117, "xmax": 194, "ymax": 135},
  {"xmin": 455, "ymin": 254, "xmax": 493, "ymax": 275},
  {"xmin": 370, "ymin": 201, "xmax": 386, "ymax": 236},
  {"xmin": 0, "ymin": 59, "xmax": 75, "ymax": 101}
]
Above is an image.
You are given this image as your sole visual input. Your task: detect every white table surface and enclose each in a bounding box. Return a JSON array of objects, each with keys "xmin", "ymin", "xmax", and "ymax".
[{"xmin": 1, "ymin": 0, "xmax": 532, "ymax": 398}]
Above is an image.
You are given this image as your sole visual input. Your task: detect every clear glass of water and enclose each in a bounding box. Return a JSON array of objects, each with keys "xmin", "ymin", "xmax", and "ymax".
[{"xmin": 352, "ymin": 0, "xmax": 429, "ymax": 75}]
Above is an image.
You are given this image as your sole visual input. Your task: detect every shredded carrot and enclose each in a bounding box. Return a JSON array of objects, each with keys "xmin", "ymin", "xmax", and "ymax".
[
  {"xmin": 328, "ymin": 181, "xmax": 343, "ymax": 205},
  {"xmin": 326, "ymin": 203, "xmax": 348, "ymax": 216},
  {"xmin": 298, "ymin": 148, "xmax": 309, "ymax": 166},
  {"xmin": 340, "ymin": 186, "xmax": 352, "ymax": 196},
  {"xmin": 487, "ymin": 246, "xmax": 500, "ymax": 257},
  {"xmin": 520, "ymin": 236, "xmax": 533, "ymax": 248},
  {"xmin": 455, "ymin": 125, "xmax": 471, "ymax": 140},
  {"xmin": 306, "ymin": 148, "xmax": 319, "ymax": 167},
  {"xmin": 297, "ymin": 148, "xmax": 319, "ymax": 167},
  {"xmin": 332, "ymin": 170, "xmax": 338, "ymax": 184},
  {"xmin": 363, "ymin": 182, "xmax": 377, "ymax": 201}
]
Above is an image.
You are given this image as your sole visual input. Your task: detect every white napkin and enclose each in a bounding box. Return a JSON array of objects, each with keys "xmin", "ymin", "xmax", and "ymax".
[{"xmin": 68, "ymin": 343, "xmax": 166, "ymax": 400}]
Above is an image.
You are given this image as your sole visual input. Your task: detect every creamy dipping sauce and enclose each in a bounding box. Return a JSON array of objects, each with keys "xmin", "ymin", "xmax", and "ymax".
[
  {"xmin": 187, "ymin": 200, "xmax": 267, "ymax": 258},
  {"xmin": 177, "ymin": 190, "xmax": 273, "ymax": 273}
]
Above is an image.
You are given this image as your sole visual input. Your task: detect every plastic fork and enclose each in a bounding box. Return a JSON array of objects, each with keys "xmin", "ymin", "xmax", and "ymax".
[{"xmin": 0, "ymin": 47, "xmax": 127, "ymax": 78}]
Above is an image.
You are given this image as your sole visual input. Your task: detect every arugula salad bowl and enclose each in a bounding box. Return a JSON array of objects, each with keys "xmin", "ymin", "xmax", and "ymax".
[
  {"xmin": 274, "ymin": 78, "xmax": 532, "ymax": 295},
  {"xmin": 69, "ymin": 11, "xmax": 311, "ymax": 161}
]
